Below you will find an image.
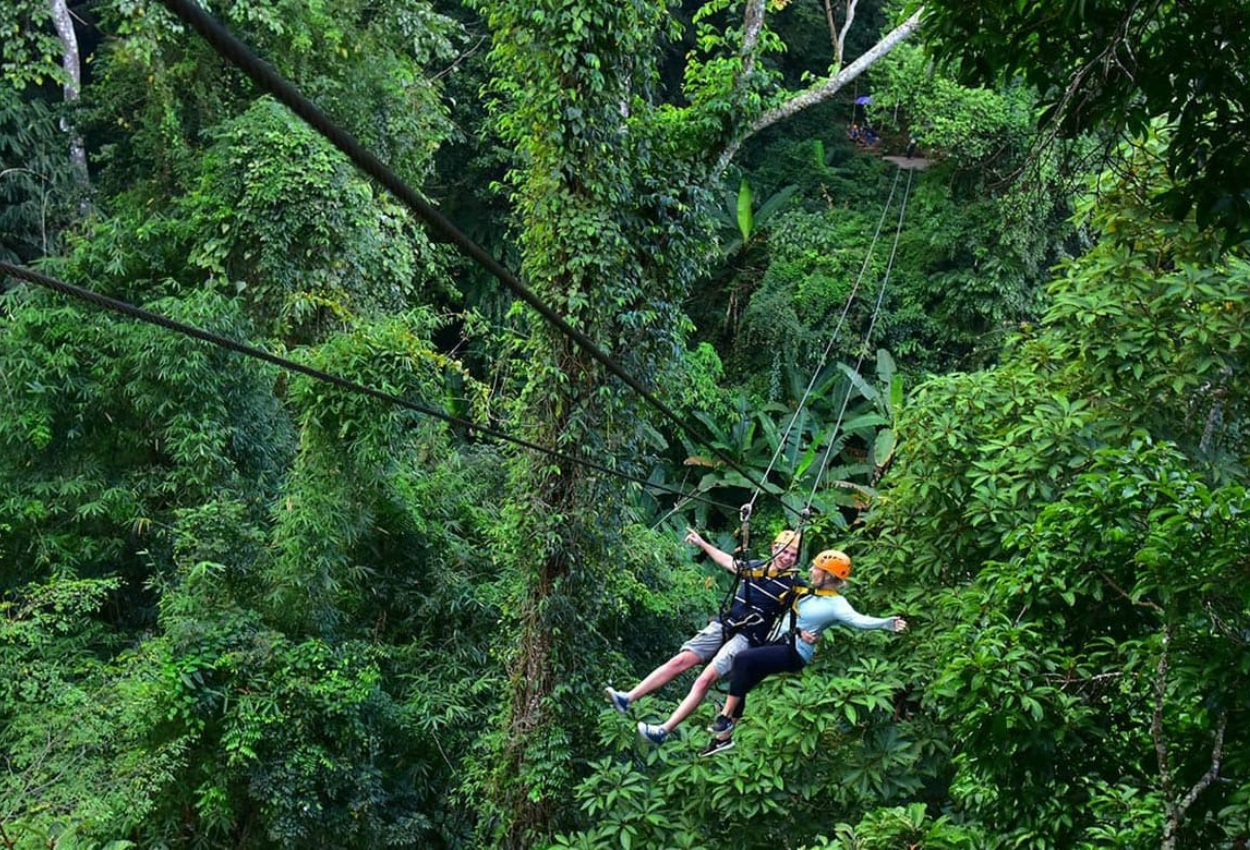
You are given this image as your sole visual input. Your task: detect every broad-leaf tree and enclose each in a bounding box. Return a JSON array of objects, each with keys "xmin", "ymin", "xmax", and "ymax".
[
  {"xmin": 867, "ymin": 135, "xmax": 1250, "ymax": 847},
  {"xmin": 920, "ymin": 0, "xmax": 1250, "ymax": 240}
]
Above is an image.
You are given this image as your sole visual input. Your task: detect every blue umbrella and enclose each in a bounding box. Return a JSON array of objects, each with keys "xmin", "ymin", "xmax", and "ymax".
[{"xmin": 854, "ymin": 95, "xmax": 873, "ymax": 105}]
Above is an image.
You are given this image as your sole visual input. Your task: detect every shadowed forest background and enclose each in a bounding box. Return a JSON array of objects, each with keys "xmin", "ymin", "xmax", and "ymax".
[{"xmin": 1, "ymin": 0, "xmax": 1248, "ymax": 847}]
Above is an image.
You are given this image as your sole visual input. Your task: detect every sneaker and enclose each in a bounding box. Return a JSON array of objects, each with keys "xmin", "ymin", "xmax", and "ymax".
[
  {"xmin": 699, "ymin": 736, "xmax": 735, "ymax": 757},
  {"xmin": 708, "ymin": 715, "xmax": 735, "ymax": 738},
  {"xmin": 604, "ymin": 687, "xmax": 631, "ymax": 715},
  {"xmin": 637, "ymin": 722, "xmax": 668, "ymax": 745}
]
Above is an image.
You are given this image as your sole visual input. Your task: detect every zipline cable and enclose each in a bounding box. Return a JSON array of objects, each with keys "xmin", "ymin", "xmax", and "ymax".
[
  {"xmin": 0, "ymin": 261, "xmax": 740, "ymax": 515},
  {"xmin": 745, "ymin": 167, "xmax": 904, "ymax": 518},
  {"xmin": 719, "ymin": 169, "xmax": 913, "ymax": 624},
  {"xmin": 157, "ymin": 0, "xmax": 785, "ymax": 512},
  {"xmin": 803, "ymin": 165, "xmax": 914, "ymax": 511},
  {"xmin": 732, "ymin": 168, "xmax": 904, "ymax": 578}
]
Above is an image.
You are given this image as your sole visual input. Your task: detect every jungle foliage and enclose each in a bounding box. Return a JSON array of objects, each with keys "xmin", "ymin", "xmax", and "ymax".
[
  {"xmin": 1, "ymin": 0, "xmax": 1247, "ymax": 848},
  {"xmin": 920, "ymin": 0, "xmax": 1250, "ymax": 241}
]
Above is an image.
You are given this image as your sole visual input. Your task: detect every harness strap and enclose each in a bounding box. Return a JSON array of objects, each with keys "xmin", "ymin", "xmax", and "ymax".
[
  {"xmin": 779, "ymin": 584, "xmax": 840, "ymax": 648},
  {"xmin": 719, "ymin": 505, "xmax": 756, "ymax": 644},
  {"xmin": 785, "ymin": 585, "xmax": 841, "ymax": 601}
]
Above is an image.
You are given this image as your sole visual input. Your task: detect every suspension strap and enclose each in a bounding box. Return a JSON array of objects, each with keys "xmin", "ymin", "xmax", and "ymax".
[
  {"xmin": 786, "ymin": 585, "xmax": 842, "ymax": 602},
  {"xmin": 719, "ymin": 503, "xmax": 754, "ymax": 642},
  {"xmin": 794, "ymin": 507, "xmax": 813, "ymax": 567}
]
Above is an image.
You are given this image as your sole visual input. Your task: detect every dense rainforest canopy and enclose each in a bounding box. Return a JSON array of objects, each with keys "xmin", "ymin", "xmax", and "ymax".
[{"xmin": 1, "ymin": 0, "xmax": 1246, "ymax": 848}]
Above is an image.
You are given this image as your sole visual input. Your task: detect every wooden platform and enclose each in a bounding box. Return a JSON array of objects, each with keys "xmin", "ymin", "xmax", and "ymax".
[{"xmin": 882, "ymin": 155, "xmax": 931, "ymax": 170}]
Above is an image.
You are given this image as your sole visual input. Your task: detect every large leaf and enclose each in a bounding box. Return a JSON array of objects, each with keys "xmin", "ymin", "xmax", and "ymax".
[
  {"xmin": 754, "ymin": 184, "xmax": 798, "ymax": 225},
  {"xmin": 876, "ymin": 349, "xmax": 897, "ymax": 403},
  {"xmin": 837, "ymin": 361, "xmax": 880, "ymax": 406},
  {"xmin": 889, "ymin": 373, "xmax": 904, "ymax": 421},
  {"xmin": 873, "ymin": 428, "xmax": 896, "ymax": 470},
  {"xmin": 736, "ymin": 178, "xmax": 754, "ymax": 244},
  {"xmin": 838, "ymin": 412, "xmax": 889, "ymax": 434}
]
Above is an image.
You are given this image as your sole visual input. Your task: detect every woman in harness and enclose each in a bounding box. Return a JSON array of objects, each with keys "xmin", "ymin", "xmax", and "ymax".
[{"xmin": 701, "ymin": 548, "xmax": 907, "ymax": 756}]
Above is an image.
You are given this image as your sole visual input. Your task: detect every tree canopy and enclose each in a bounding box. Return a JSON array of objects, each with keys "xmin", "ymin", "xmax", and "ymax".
[
  {"xmin": 920, "ymin": 0, "xmax": 1250, "ymax": 240},
  {"xmin": 1, "ymin": 0, "xmax": 1246, "ymax": 848}
]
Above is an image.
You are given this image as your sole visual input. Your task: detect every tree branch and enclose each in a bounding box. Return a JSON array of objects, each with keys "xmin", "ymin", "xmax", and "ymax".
[
  {"xmin": 49, "ymin": 0, "xmax": 89, "ymax": 188},
  {"xmin": 1162, "ymin": 705, "xmax": 1227, "ymax": 850},
  {"xmin": 716, "ymin": 8, "xmax": 923, "ymax": 174},
  {"xmin": 1177, "ymin": 713, "xmax": 1227, "ymax": 816},
  {"xmin": 431, "ymin": 34, "xmax": 488, "ymax": 82},
  {"xmin": 1099, "ymin": 569, "xmax": 1164, "ymax": 613},
  {"xmin": 823, "ymin": 0, "xmax": 840, "ymax": 63},
  {"xmin": 835, "ymin": 0, "xmax": 861, "ymax": 70},
  {"xmin": 1152, "ymin": 623, "xmax": 1174, "ymax": 814}
]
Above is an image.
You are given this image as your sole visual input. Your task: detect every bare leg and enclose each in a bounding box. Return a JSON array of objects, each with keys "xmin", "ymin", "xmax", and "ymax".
[
  {"xmin": 627, "ymin": 650, "xmax": 701, "ymax": 702},
  {"xmin": 659, "ymin": 664, "xmax": 720, "ymax": 733},
  {"xmin": 720, "ymin": 694, "xmax": 741, "ymax": 719}
]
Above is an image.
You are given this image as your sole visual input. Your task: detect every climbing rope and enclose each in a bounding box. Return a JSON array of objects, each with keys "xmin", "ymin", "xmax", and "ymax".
[
  {"xmin": 745, "ymin": 167, "xmax": 905, "ymax": 519},
  {"xmin": 729, "ymin": 165, "xmax": 908, "ymax": 573}
]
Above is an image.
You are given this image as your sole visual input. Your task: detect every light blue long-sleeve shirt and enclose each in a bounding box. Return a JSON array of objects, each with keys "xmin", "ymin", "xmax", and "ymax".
[{"xmin": 786, "ymin": 593, "xmax": 898, "ymax": 664}]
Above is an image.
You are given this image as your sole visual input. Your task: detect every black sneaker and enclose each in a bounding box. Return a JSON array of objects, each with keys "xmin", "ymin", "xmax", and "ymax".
[
  {"xmin": 699, "ymin": 736, "xmax": 735, "ymax": 757},
  {"xmin": 708, "ymin": 715, "xmax": 735, "ymax": 737}
]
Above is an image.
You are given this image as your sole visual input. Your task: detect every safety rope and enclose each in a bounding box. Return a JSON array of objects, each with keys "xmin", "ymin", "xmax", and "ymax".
[
  {"xmin": 0, "ymin": 261, "xmax": 740, "ymax": 514},
  {"xmin": 804, "ymin": 165, "xmax": 914, "ymax": 512},
  {"xmin": 728, "ymin": 167, "xmax": 913, "ymax": 656},
  {"xmin": 745, "ymin": 167, "xmax": 904, "ymax": 518},
  {"xmin": 158, "ymin": 0, "xmax": 785, "ymax": 511}
]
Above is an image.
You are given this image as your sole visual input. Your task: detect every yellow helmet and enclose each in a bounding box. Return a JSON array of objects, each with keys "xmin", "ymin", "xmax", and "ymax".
[
  {"xmin": 773, "ymin": 529, "xmax": 800, "ymax": 549},
  {"xmin": 813, "ymin": 549, "xmax": 852, "ymax": 580}
]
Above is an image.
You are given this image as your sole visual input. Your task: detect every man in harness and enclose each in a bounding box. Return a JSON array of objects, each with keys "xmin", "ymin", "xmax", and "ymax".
[{"xmin": 604, "ymin": 528, "xmax": 803, "ymax": 746}]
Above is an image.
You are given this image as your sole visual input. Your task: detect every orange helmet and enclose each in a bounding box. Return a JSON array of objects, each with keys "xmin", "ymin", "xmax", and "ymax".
[
  {"xmin": 813, "ymin": 549, "xmax": 852, "ymax": 580},
  {"xmin": 773, "ymin": 529, "xmax": 800, "ymax": 550}
]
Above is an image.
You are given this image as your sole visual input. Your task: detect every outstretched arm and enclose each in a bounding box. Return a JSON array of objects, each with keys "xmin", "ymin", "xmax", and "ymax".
[
  {"xmin": 830, "ymin": 595, "xmax": 907, "ymax": 632},
  {"xmin": 685, "ymin": 529, "xmax": 738, "ymax": 573}
]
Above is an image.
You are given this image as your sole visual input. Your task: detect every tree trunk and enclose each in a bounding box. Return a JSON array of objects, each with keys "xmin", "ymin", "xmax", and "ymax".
[
  {"xmin": 494, "ymin": 332, "xmax": 619, "ymax": 848},
  {"xmin": 49, "ymin": 0, "xmax": 89, "ymax": 191},
  {"xmin": 499, "ymin": 453, "xmax": 577, "ymax": 849}
]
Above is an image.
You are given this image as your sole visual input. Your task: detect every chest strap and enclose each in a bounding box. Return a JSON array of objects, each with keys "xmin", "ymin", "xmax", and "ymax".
[{"xmin": 778, "ymin": 584, "xmax": 840, "ymax": 647}]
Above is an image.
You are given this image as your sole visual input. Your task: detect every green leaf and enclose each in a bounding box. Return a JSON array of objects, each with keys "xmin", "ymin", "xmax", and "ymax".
[{"xmin": 736, "ymin": 178, "xmax": 754, "ymax": 244}]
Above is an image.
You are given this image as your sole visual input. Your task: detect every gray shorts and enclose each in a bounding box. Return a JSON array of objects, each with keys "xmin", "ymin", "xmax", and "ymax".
[{"xmin": 680, "ymin": 622, "xmax": 752, "ymax": 677}]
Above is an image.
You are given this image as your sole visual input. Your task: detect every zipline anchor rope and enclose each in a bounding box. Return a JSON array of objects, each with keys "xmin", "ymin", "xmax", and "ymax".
[
  {"xmin": 745, "ymin": 167, "xmax": 905, "ymax": 521},
  {"xmin": 0, "ymin": 260, "xmax": 739, "ymax": 514}
]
